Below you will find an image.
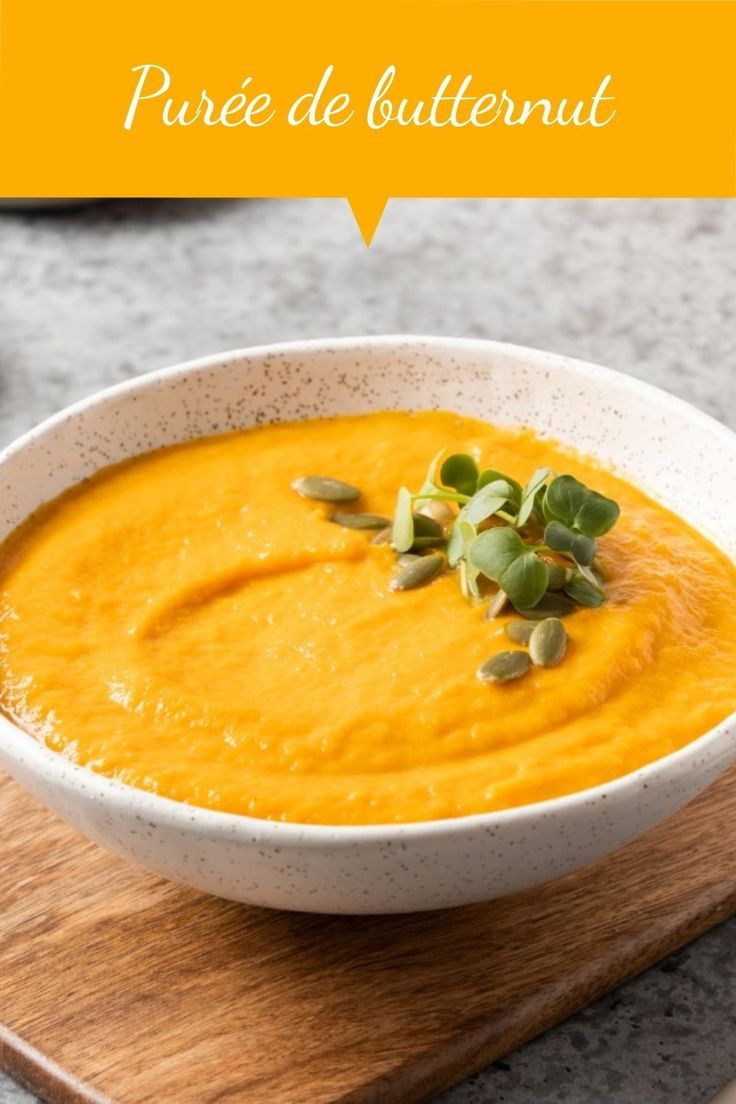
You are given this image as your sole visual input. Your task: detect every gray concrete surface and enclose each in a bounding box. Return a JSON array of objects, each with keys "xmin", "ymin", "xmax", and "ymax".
[{"xmin": 0, "ymin": 197, "xmax": 734, "ymax": 1104}]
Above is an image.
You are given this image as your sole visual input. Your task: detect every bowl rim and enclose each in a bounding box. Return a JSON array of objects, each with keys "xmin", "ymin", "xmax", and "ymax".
[{"xmin": 1, "ymin": 332, "xmax": 735, "ymax": 846}]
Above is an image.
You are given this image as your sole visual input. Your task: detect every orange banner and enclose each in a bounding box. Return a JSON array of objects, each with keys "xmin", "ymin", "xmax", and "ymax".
[{"xmin": 0, "ymin": 0, "xmax": 734, "ymax": 241}]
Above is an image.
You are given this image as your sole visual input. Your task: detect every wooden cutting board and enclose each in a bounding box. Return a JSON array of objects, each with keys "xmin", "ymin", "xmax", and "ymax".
[{"xmin": 2, "ymin": 768, "xmax": 736, "ymax": 1104}]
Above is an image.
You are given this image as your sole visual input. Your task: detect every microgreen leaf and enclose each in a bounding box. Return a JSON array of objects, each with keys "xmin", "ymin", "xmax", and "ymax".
[
  {"xmin": 464, "ymin": 480, "xmax": 515, "ymax": 526},
  {"xmin": 517, "ymin": 467, "xmax": 553, "ymax": 527},
  {"xmin": 471, "ymin": 527, "xmax": 526, "ymax": 579},
  {"xmin": 500, "ymin": 552, "xmax": 549, "ymax": 609},
  {"xmin": 544, "ymin": 520, "xmax": 576, "ymax": 553},
  {"xmin": 565, "ymin": 572, "xmax": 607, "ymax": 608},
  {"xmin": 543, "ymin": 475, "xmax": 620, "ymax": 538},
  {"xmin": 571, "ymin": 534, "xmax": 597, "ymax": 566},
  {"xmin": 415, "ymin": 449, "xmax": 446, "ymax": 506},
  {"xmin": 574, "ymin": 492, "xmax": 620, "ymax": 537},
  {"xmin": 457, "ymin": 518, "xmax": 481, "ymax": 599},
  {"xmin": 470, "ymin": 528, "xmax": 549, "ymax": 609},
  {"xmin": 392, "ymin": 487, "xmax": 415, "ymax": 553},
  {"xmin": 478, "ymin": 469, "xmax": 522, "ymax": 506},
  {"xmin": 544, "ymin": 521, "xmax": 597, "ymax": 567},
  {"xmin": 578, "ymin": 569, "xmax": 609, "ymax": 596},
  {"xmin": 440, "ymin": 453, "xmax": 479, "ymax": 497},
  {"xmin": 390, "ymin": 446, "xmax": 622, "ymax": 681},
  {"xmin": 543, "ymin": 475, "xmax": 588, "ymax": 526},
  {"xmin": 447, "ymin": 520, "xmax": 465, "ymax": 568},
  {"xmin": 577, "ymin": 562, "xmax": 606, "ymax": 589}
]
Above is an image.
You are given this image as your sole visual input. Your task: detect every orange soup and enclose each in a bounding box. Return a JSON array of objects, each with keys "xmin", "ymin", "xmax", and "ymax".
[{"xmin": 1, "ymin": 410, "xmax": 735, "ymax": 824}]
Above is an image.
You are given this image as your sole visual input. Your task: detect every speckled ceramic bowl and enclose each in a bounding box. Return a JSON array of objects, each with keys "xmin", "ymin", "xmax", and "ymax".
[{"xmin": 1, "ymin": 336, "xmax": 735, "ymax": 914}]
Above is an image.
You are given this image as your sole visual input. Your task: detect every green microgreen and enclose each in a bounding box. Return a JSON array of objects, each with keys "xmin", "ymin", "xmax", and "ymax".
[
  {"xmin": 387, "ymin": 455, "xmax": 620, "ymax": 618},
  {"xmin": 478, "ymin": 469, "xmax": 522, "ymax": 508},
  {"xmin": 298, "ymin": 448, "xmax": 623, "ymax": 686},
  {"xmin": 544, "ymin": 520, "xmax": 597, "ymax": 567},
  {"xmin": 440, "ymin": 453, "xmax": 480, "ymax": 497},
  {"xmin": 414, "ymin": 449, "xmax": 447, "ymax": 506},
  {"xmin": 565, "ymin": 571, "xmax": 606, "ymax": 608},
  {"xmin": 447, "ymin": 513, "xmax": 466, "ymax": 568},
  {"xmin": 392, "ymin": 486, "xmax": 415, "ymax": 553},
  {"xmin": 470, "ymin": 527, "xmax": 550, "ymax": 609},
  {"xmin": 464, "ymin": 480, "xmax": 517, "ymax": 526},
  {"xmin": 543, "ymin": 474, "xmax": 620, "ymax": 538},
  {"xmin": 517, "ymin": 467, "xmax": 552, "ymax": 527},
  {"xmin": 456, "ymin": 518, "xmax": 482, "ymax": 599}
]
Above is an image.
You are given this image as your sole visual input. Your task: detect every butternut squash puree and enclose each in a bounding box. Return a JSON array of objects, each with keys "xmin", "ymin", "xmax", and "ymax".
[{"xmin": 1, "ymin": 410, "xmax": 735, "ymax": 825}]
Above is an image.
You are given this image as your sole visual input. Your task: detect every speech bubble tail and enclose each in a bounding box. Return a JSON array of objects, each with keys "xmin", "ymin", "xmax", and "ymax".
[{"xmin": 347, "ymin": 195, "xmax": 389, "ymax": 246}]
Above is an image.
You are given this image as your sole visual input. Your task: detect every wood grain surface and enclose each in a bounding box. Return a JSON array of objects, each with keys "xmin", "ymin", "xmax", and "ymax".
[{"xmin": 2, "ymin": 767, "xmax": 736, "ymax": 1104}]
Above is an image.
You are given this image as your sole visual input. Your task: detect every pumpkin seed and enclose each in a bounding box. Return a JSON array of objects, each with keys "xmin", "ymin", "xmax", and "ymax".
[
  {"xmin": 291, "ymin": 476, "xmax": 361, "ymax": 503},
  {"xmin": 418, "ymin": 500, "xmax": 455, "ymax": 527},
  {"xmin": 411, "ymin": 535, "xmax": 447, "ymax": 550},
  {"xmin": 529, "ymin": 618, "xmax": 568, "ymax": 667},
  {"xmin": 515, "ymin": 592, "xmax": 576, "ymax": 619},
  {"xmin": 505, "ymin": 620, "xmax": 538, "ymax": 645},
  {"xmin": 485, "ymin": 588, "xmax": 509, "ymax": 619},
  {"xmin": 330, "ymin": 512, "xmax": 391, "ymax": 530},
  {"xmin": 412, "ymin": 513, "xmax": 444, "ymax": 539},
  {"xmin": 390, "ymin": 552, "xmax": 445, "ymax": 591},
  {"xmin": 397, "ymin": 553, "xmax": 420, "ymax": 568},
  {"xmin": 546, "ymin": 563, "xmax": 574, "ymax": 591},
  {"xmin": 477, "ymin": 651, "xmax": 531, "ymax": 684},
  {"xmin": 372, "ymin": 526, "xmax": 393, "ymax": 545}
]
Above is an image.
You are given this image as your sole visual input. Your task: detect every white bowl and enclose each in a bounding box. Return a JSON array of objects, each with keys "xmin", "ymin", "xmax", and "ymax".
[{"xmin": 1, "ymin": 336, "xmax": 735, "ymax": 914}]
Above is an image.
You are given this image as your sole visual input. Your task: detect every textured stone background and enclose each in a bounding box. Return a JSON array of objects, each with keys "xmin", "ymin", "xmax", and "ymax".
[{"xmin": 0, "ymin": 198, "xmax": 734, "ymax": 1104}]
